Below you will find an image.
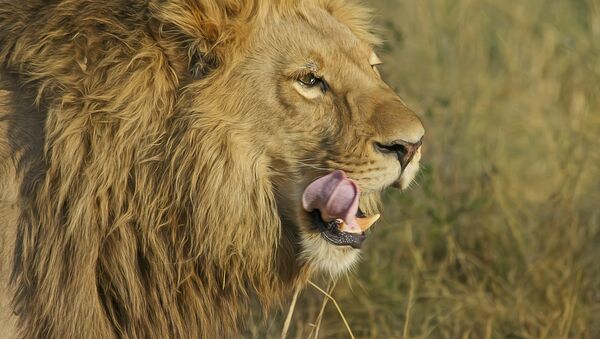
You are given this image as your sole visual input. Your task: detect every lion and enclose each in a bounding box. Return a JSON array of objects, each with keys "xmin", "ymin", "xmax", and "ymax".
[{"xmin": 0, "ymin": 0, "xmax": 424, "ymax": 337}]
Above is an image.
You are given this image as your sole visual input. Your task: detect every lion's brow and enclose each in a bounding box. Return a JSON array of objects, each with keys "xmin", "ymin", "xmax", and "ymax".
[{"xmin": 302, "ymin": 60, "xmax": 320, "ymax": 71}]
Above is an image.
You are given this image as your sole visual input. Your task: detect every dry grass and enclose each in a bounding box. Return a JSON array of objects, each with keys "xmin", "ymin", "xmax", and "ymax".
[{"xmin": 249, "ymin": 0, "xmax": 600, "ymax": 337}]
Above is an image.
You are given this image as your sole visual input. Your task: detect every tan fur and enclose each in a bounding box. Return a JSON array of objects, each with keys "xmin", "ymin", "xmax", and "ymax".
[{"xmin": 0, "ymin": 0, "xmax": 424, "ymax": 337}]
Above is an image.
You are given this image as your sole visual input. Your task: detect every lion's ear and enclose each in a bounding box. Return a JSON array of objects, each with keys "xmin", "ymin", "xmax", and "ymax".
[{"xmin": 149, "ymin": 0, "xmax": 251, "ymax": 79}]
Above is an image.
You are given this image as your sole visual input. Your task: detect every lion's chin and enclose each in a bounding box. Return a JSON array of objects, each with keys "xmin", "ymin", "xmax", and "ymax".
[{"xmin": 299, "ymin": 232, "xmax": 361, "ymax": 277}]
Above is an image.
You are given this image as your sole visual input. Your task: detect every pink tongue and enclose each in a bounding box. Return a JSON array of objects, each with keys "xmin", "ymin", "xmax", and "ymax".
[{"xmin": 302, "ymin": 170, "xmax": 361, "ymax": 232}]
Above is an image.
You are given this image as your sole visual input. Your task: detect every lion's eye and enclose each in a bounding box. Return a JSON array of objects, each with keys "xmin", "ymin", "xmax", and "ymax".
[
  {"xmin": 298, "ymin": 73, "xmax": 328, "ymax": 92},
  {"xmin": 298, "ymin": 73, "xmax": 317, "ymax": 86}
]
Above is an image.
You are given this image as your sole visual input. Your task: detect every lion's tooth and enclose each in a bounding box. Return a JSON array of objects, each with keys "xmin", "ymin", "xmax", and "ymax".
[
  {"xmin": 356, "ymin": 214, "xmax": 380, "ymax": 231},
  {"xmin": 338, "ymin": 214, "xmax": 381, "ymax": 234},
  {"xmin": 338, "ymin": 221, "xmax": 361, "ymax": 234}
]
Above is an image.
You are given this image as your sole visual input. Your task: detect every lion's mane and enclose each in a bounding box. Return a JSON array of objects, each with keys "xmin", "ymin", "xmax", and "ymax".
[{"xmin": 0, "ymin": 0, "xmax": 377, "ymax": 337}]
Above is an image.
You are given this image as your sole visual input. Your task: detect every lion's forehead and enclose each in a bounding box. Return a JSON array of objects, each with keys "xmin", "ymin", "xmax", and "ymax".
[{"xmin": 256, "ymin": 3, "xmax": 375, "ymax": 62}]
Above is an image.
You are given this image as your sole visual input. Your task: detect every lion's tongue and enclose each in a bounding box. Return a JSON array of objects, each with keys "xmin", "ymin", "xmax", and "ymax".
[{"xmin": 301, "ymin": 170, "xmax": 361, "ymax": 233}]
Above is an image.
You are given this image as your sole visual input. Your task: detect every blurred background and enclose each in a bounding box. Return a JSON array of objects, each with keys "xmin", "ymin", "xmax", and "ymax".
[{"xmin": 251, "ymin": 0, "xmax": 600, "ymax": 337}]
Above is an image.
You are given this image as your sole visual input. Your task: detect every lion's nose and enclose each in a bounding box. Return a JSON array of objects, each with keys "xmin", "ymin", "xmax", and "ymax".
[{"xmin": 375, "ymin": 137, "xmax": 423, "ymax": 170}]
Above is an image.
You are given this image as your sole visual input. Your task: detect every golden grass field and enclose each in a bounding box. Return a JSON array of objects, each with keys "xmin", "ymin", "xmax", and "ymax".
[{"xmin": 249, "ymin": 0, "xmax": 600, "ymax": 338}]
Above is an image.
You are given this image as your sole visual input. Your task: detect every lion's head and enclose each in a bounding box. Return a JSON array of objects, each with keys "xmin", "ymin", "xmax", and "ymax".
[
  {"xmin": 153, "ymin": 0, "xmax": 424, "ymax": 276},
  {"xmin": 174, "ymin": 1, "xmax": 423, "ymax": 274},
  {"xmin": 1, "ymin": 0, "xmax": 423, "ymax": 337}
]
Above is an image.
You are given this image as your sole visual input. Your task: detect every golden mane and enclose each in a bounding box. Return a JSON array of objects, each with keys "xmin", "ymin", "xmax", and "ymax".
[{"xmin": 0, "ymin": 0, "xmax": 382, "ymax": 337}]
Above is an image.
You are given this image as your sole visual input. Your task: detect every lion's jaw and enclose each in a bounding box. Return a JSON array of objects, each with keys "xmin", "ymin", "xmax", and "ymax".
[
  {"xmin": 269, "ymin": 142, "xmax": 423, "ymax": 277},
  {"xmin": 294, "ymin": 152, "xmax": 423, "ymax": 277}
]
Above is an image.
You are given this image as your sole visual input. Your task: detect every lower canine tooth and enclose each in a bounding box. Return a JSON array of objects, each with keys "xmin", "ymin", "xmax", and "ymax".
[
  {"xmin": 356, "ymin": 214, "xmax": 380, "ymax": 231},
  {"xmin": 339, "ymin": 221, "xmax": 360, "ymax": 234},
  {"xmin": 338, "ymin": 214, "xmax": 381, "ymax": 234}
]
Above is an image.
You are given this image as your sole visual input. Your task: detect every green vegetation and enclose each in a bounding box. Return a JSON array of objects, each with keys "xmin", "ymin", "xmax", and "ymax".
[{"xmin": 252, "ymin": 1, "xmax": 600, "ymax": 337}]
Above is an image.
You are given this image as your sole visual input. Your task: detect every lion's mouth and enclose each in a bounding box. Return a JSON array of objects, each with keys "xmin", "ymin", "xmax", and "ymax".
[
  {"xmin": 302, "ymin": 170, "xmax": 380, "ymax": 249},
  {"xmin": 309, "ymin": 209, "xmax": 378, "ymax": 248}
]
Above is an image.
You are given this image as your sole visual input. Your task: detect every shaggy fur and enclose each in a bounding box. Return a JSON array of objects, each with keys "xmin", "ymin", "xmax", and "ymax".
[{"xmin": 0, "ymin": 0, "xmax": 424, "ymax": 337}]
